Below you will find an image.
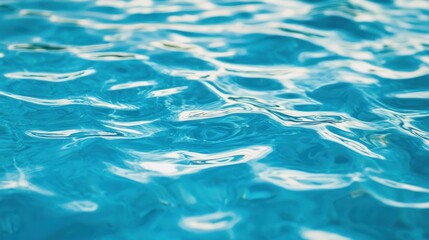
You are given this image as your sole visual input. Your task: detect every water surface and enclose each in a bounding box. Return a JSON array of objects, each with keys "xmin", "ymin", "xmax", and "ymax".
[{"xmin": 1, "ymin": 0, "xmax": 429, "ymax": 239}]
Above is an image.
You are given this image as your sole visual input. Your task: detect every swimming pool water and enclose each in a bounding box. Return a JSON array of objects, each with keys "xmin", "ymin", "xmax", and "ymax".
[{"xmin": 1, "ymin": 0, "xmax": 429, "ymax": 239}]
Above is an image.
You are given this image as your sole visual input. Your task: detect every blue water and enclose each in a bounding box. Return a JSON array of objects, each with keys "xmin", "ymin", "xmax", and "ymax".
[{"xmin": 1, "ymin": 0, "xmax": 429, "ymax": 239}]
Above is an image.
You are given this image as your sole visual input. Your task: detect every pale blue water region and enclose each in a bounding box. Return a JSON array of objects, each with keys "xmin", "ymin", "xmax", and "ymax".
[{"xmin": 1, "ymin": 0, "xmax": 429, "ymax": 239}]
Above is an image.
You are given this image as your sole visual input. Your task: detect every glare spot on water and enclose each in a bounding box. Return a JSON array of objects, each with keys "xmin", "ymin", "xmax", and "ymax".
[
  {"xmin": 180, "ymin": 212, "xmax": 240, "ymax": 232},
  {"xmin": 301, "ymin": 229, "xmax": 351, "ymax": 240},
  {"xmin": 109, "ymin": 80, "xmax": 157, "ymax": 91},
  {"xmin": 254, "ymin": 163, "xmax": 360, "ymax": 191},
  {"xmin": 147, "ymin": 86, "xmax": 188, "ymax": 98},
  {"xmin": 5, "ymin": 69, "xmax": 96, "ymax": 82},
  {"xmin": 77, "ymin": 52, "xmax": 149, "ymax": 61},
  {"xmin": 390, "ymin": 91, "xmax": 429, "ymax": 99},
  {"xmin": 63, "ymin": 201, "xmax": 98, "ymax": 212},
  {"xmin": 108, "ymin": 146, "xmax": 272, "ymax": 183}
]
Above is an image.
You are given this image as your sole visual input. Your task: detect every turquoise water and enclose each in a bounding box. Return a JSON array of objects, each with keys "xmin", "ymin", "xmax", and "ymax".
[{"xmin": 1, "ymin": 0, "xmax": 429, "ymax": 239}]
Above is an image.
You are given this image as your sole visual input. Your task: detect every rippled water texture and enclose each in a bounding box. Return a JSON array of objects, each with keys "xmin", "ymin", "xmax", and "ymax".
[{"xmin": 1, "ymin": 0, "xmax": 429, "ymax": 239}]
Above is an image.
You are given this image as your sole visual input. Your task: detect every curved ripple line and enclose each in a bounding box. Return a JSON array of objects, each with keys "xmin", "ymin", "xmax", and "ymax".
[
  {"xmin": 367, "ymin": 191, "xmax": 429, "ymax": 209},
  {"xmin": 103, "ymin": 121, "xmax": 158, "ymax": 139},
  {"xmin": 368, "ymin": 175, "xmax": 429, "ymax": 193},
  {"xmin": 150, "ymin": 39, "xmax": 236, "ymax": 58},
  {"xmin": 8, "ymin": 42, "xmax": 113, "ymax": 53},
  {"xmin": 5, "ymin": 69, "xmax": 96, "ymax": 82},
  {"xmin": 26, "ymin": 129, "xmax": 120, "ymax": 139},
  {"xmin": 180, "ymin": 212, "xmax": 240, "ymax": 232},
  {"xmin": 333, "ymin": 60, "xmax": 429, "ymax": 80},
  {"xmin": 62, "ymin": 201, "xmax": 98, "ymax": 212},
  {"xmin": 163, "ymin": 146, "xmax": 272, "ymax": 165},
  {"xmin": 109, "ymin": 80, "xmax": 156, "ymax": 91},
  {"xmin": 317, "ymin": 126, "xmax": 384, "ymax": 159},
  {"xmin": 169, "ymin": 69, "xmax": 219, "ymax": 81},
  {"xmin": 0, "ymin": 168, "xmax": 53, "ymax": 196},
  {"xmin": 101, "ymin": 119, "xmax": 154, "ymax": 127},
  {"xmin": 178, "ymin": 108, "xmax": 248, "ymax": 122},
  {"xmin": 77, "ymin": 52, "xmax": 149, "ymax": 61},
  {"xmin": 364, "ymin": 173, "xmax": 429, "ymax": 209},
  {"xmin": 147, "ymin": 86, "xmax": 188, "ymax": 98},
  {"xmin": 300, "ymin": 229, "xmax": 351, "ymax": 240},
  {"xmin": 108, "ymin": 146, "xmax": 272, "ymax": 183},
  {"xmin": 390, "ymin": 91, "xmax": 429, "ymax": 99},
  {"xmin": 0, "ymin": 91, "xmax": 136, "ymax": 110},
  {"xmin": 254, "ymin": 164, "xmax": 360, "ymax": 191},
  {"xmin": 26, "ymin": 124, "xmax": 156, "ymax": 141}
]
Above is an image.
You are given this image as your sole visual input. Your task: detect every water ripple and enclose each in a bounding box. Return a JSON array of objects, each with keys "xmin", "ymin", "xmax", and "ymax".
[
  {"xmin": 77, "ymin": 52, "xmax": 149, "ymax": 61},
  {"xmin": 8, "ymin": 42, "xmax": 113, "ymax": 53},
  {"xmin": 0, "ymin": 91, "xmax": 136, "ymax": 110},
  {"xmin": 109, "ymin": 80, "xmax": 156, "ymax": 91},
  {"xmin": 5, "ymin": 69, "xmax": 96, "ymax": 82},
  {"xmin": 108, "ymin": 146, "xmax": 272, "ymax": 183},
  {"xmin": 180, "ymin": 212, "xmax": 240, "ymax": 232},
  {"xmin": 1, "ymin": 0, "xmax": 429, "ymax": 239},
  {"xmin": 63, "ymin": 200, "xmax": 98, "ymax": 212},
  {"xmin": 148, "ymin": 86, "xmax": 188, "ymax": 98},
  {"xmin": 254, "ymin": 163, "xmax": 359, "ymax": 191}
]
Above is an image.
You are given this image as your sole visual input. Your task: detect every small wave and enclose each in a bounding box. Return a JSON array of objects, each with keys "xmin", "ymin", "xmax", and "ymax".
[
  {"xmin": 26, "ymin": 129, "xmax": 120, "ymax": 139},
  {"xmin": 336, "ymin": 60, "xmax": 429, "ymax": 80},
  {"xmin": 300, "ymin": 229, "xmax": 351, "ymax": 240},
  {"xmin": 0, "ymin": 167, "xmax": 53, "ymax": 196},
  {"xmin": 367, "ymin": 192, "xmax": 429, "ymax": 209},
  {"xmin": 180, "ymin": 212, "xmax": 240, "ymax": 232},
  {"xmin": 254, "ymin": 163, "xmax": 360, "ymax": 191},
  {"xmin": 5, "ymin": 69, "xmax": 96, "ymax": 82},
  {"xmin": 109, "ymin": 80, "xmax": 156, "ymax": 91},
  {"xmin": 0, "ymin": 91, "xmax": 137, "ymax": 110},
  {"xmin": 8, "ymin": 42, "xmax": 112, "ymax": 53},
  {"xmin": 77, "ymin": 52, "xmax": 149, "ymax": 61},
  {"xmin": 62, "ymin": 201, "xmax": 98, "ymax": 212},
  {"xmin": 147, "ymin": 86, "xmax": 188, "ymax": 98},
  {"xmin": 389, "ymin": 91, "xmax": 429, "ymax": 99},
  {"xmin": 108, "ymin": 146, "xmax": 272, "ymax": 183}
]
